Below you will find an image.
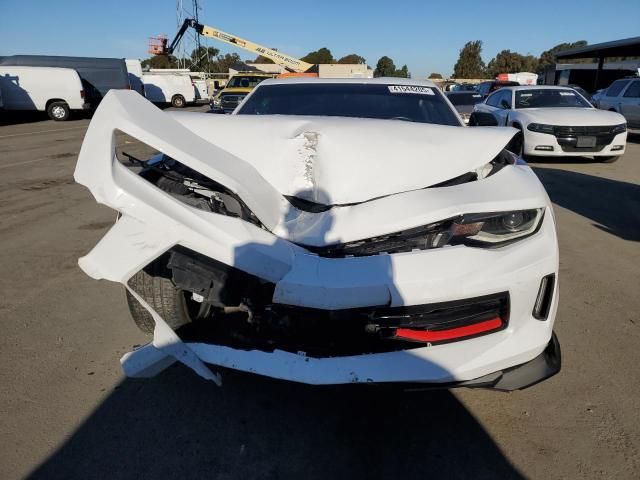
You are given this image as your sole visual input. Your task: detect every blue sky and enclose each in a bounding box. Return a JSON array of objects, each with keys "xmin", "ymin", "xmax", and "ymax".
[{"xmin": 1, "ymin": 0, "xmax": 639, "ymax": 78}]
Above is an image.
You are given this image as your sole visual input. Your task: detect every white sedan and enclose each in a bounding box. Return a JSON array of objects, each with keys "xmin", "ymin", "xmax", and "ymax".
[
  {"xmin": 472, "ymin": 85, "xmax": 627, "ymax": 162},
  {"xmin": 74, "ymin": 78, "xmax": 560, "ymax": 391}
]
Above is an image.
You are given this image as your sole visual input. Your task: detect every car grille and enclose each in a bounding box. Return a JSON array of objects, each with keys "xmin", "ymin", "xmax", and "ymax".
[
  {"xmin": 180, "ymin": 291, "xmax": 510, "ymax": 357},
  {"xmin": 220, "ymin": 94, "xmax": 245, "ymax": 109},
  {"xmin": 151, "ymin": 246, "xmax": 510, "ymax": 357},
  {"xmin": 552, "ymin": 125, "xmax": 618, "ymax": 152},
  {"xmin": 553, "ymin": 125, "xmax": 619, "ymax": 136}
]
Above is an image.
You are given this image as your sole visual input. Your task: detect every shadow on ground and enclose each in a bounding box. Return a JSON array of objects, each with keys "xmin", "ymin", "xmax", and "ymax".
[
  {"xmin": 0, "ymin": 110, "xmax": 92, "ymax": 126},
  {"xmin": 627, "ymin": 131, "xmax": 640, "ymax": 144},
  {"xmin": 29, "ymin": 365, "xmax": 523, "ymax": 480},
  {"xmin": 533, "ymin": 167, "xmax": 640, "ymax": 241}
]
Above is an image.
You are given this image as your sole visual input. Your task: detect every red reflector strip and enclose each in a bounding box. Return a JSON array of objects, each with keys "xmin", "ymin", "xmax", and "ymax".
[{"xmin": 395, "ymin": 317, "xmax": 503, "ymax": 343}]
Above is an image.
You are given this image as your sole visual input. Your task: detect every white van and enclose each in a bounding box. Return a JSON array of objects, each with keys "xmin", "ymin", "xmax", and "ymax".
[
  {"xmin": 0, "ymin": 66, "xmax": 89, "ymax": 120},
  {"xmin": 125, "ymin": 59, "xmax": 144, "ymax": 95},
  {"xmin": 193, "ymin": 78, "xmax": 208, "ymax": 101},
  {"xmin": 142, "ymin": 73, "xmax": 195, "ymax": 108}
]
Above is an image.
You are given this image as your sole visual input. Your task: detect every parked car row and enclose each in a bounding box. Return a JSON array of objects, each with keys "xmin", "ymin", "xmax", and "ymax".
[
  {"xmin": 470, "ymin": 85, "xmax": 627, "ymax": 162},
  {"xmin": 596, "ymin": 77, "xmax": 640, "ymax": 129},
  {"xmin": 209, "ymin": 73, "xmax": 273, "ymax": 113},
  {"xmin": 0, "ymin": 55, "xmax": 129, "ymax": 120},
  {"xmin": 142, "ymin": 73, "xmax": 196, "ymax": 108},
  {"xmin": 0, "ymin": 66, "xmax": 89, "ymax": 120},
  {"xmin": 444, "ymin": 74, "xmax": 638, "ymax": 132},
  {"xmin": 0, "ymin": 55, "xmax": 210, "ymax": 121},
  {"xmin": 444, "ymin": 91, "xmax": 484, "ymax": 124}
]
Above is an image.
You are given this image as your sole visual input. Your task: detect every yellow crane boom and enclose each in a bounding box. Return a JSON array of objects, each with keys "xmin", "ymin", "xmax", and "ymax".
[{"xmin": 157, "ymin": 19, "xmax": 313, "ymax": 73}]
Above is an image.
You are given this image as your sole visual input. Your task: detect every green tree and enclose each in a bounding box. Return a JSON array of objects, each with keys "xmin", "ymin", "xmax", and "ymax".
[
  {"xmin": 374, "ymin": 56, "xmax": 410, "ymax": 78},
  {"xmin": 210, "ymin": 53, "xmax": 242, "ymax": 73},
  {"xmin": 428, "ymin": 72, "xmax": 443, "ymax": 79},
  {"xmin": 397, "ymin": 65, "xmax": 410, "ymax": 78},
  {"xmin": 190, "ymin": 46, "xmax": 221, "ymax": 71},
  {"xmin": 538, "ymin": 41, "xmax": 588, "ymax": 73},
  {"xmin": 301, "ymin": 47, "xmax": 334, "ymax": 64},
  {"xmin": 374, "ymin": 56, "xmax": 396, "ymax": 77},
  {"xmin": 337, "ymin": 54, "xmax": 366, "ymax": 64},
  {"xmin": 141, "ymin": 55, "xmax": 180, "ymax": 70},
  {"xmin": 487, "ymin": 50, "xmax": 539, "ymax": 77},
  {"xmin": 252, "ymin": 51, "xmax": 276, "ymax": 64},
  {"xmin": 452, "ymin": 40, "xmax": 486, "ymax": 79}
]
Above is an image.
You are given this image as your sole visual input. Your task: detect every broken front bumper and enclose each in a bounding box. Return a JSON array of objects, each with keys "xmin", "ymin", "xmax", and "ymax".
[{"xmin": 121, "ymin": 331, "xmax": 561, "ymax": 391}]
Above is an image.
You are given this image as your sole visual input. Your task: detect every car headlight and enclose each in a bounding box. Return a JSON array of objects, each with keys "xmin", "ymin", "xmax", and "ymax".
[
  {"xmin": 449, "ymin": 209, "xmax": 544, "ymax": 246},
  {"xmin": 212, "ymin": 97, "xmax": 222, "ymax": 107},
  {"xmin": 306, "ymin": 208, "xmax": 546, "ymax": 257},
  {"xmin": 527, "ymin": 123, "xmax": 554, "ymax": 134},
  {"xmin": 612, "ymin": 123, "xmax": 627, "ymax": 134}
]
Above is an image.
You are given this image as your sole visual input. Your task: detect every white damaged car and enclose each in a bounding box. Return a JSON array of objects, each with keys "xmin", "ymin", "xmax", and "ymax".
[
  {"xmin": 472, "ymin": 85, "xmax": 627, "ymax": 162},
  {"xmin": 75, "ymin": 78, "xmax": 560, "ymax": 390}
]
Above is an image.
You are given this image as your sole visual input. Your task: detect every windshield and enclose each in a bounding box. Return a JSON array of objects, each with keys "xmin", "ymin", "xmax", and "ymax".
[
  {"xmin": 226, "ymin": 76, "xmax": 268, "ymax": 88},
  {"xmin": 515, "ymin": 89, "xmax": 591, "ymax": 109},
  {"xmin": 446, "ymin": 92, "xmax": 484, "ymax": 106},
  {"xmin": 237, "ymin": 83, "xmax": 461, "ymax": 126}
]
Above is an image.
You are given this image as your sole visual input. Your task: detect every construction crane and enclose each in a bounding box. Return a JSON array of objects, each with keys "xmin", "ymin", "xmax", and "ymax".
[{"xmin": 149, "ymin": 18, "xmax": 314, "ymax": 73}]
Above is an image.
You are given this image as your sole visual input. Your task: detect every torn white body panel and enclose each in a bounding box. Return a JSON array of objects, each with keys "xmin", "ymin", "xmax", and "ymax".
[
  {"xmin": 169, "ymin": 111, "xmax": 518, "ymax": 206},
  {"xmin": 75, "ymin": 90, "xmax": 560, "ymax": 388}
]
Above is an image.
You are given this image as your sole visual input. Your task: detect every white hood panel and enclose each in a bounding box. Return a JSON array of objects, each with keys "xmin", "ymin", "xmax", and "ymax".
[
  {"xmin": 170, "ymin": 113, "xmax": 517, "ymax": 205},
  {"xmin": 517, "ymin": 108, "xmax": 626, "ymax": 126}
]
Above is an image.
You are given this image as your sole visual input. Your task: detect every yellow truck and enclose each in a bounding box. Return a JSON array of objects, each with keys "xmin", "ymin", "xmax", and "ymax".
[{"xmin": 209, "ymin": 73, "xmax": 272, "ymax": 113}]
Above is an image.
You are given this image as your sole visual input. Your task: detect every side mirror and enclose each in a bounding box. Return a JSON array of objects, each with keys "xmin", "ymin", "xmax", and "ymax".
[{"xmin": 470, "ymin": 112, "xmax": 498, "ymax": 127}]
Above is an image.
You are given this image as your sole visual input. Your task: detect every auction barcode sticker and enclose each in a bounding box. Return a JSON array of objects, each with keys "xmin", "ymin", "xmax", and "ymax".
[{"xmin": 388, "ymin": 85, "xmax": 434, "ymax": 95}]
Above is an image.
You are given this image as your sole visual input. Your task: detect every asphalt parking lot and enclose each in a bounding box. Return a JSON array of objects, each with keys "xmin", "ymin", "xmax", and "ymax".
[{"xmin": 0, "ymin": 107, "xmax": 639, "ymax": 480}]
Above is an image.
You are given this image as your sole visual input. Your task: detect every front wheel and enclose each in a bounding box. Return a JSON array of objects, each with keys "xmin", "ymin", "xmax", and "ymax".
[
  {"xmin": 171, "ymin": 95, "xmax": 186, "ymax": 108},
  {"xmin": 47, "ymin": 101, "xmax": 70, "ymax": 121},
  {"xmin": 125, "ymin": 255, "xmax": 206, "ymax": 334}
]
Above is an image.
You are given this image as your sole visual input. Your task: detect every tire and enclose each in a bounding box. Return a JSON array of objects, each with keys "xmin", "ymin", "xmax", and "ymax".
[
  {"xmin": 125, "ymin": 256, "xmax": 199, "ymax": 334},
  {"xmin": 468, "ymin": 113, "xmax": 477, "ymax": 126},
  {"xmin": 47, "ymin": 101, "xmax": 70, "ymax": 121},
  {"xmin": 599, "ymin": 155, "xmax": 621, "ymax": 163},
  {"xmin": 171, "ymin": 95, "xmax": 186, "ymax": 108}
]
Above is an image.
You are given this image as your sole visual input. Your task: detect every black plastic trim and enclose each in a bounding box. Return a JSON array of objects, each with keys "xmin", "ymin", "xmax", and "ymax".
[
  {"xmin": 400, "ymin": 332, "xmax": 561, "ymax": 392},
  {"xmin": 533, "ymin": 274, "xmax": 555, "ymax": 320}
]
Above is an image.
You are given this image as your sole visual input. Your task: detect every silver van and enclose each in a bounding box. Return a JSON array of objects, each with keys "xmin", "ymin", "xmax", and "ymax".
[{"xmin": 597, "ymin": 78, "xmax": 640, "ymax": 129}]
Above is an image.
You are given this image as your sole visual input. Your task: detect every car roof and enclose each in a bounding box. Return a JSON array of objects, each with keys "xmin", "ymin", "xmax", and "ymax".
[
  {"xmin": 499, "ymin": 85, "xmax": 577, "ymax": 91},
  {"xmin": 480, "ymin": 80, "xmax": 518, "ymax": 85},
  {"xmin": 230, "ymin": 72, "xmax": 272, "ymax": 77},
  {"xmin": 258, "ymin": 77, "xmax": 438, "ymax": 87}
]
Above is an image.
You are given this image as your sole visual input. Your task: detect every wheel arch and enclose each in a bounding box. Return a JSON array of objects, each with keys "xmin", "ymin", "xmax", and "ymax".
[
  {"xmin": 510, "ymin": 118, "xmax": 523, "ymax": 130},
  {"xmin": 45, "ymin": 98, "xmax": 69, "ymax": 108}
]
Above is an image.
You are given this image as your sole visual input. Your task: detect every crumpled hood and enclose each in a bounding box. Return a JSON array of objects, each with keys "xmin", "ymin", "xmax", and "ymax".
[
  {"xmin": 170, "ymin": 113, "xmax": 517, "ymax": 205},
  {"xmin": 518, "ymin": 108, "xmax": 626, "ymax": 126}
]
